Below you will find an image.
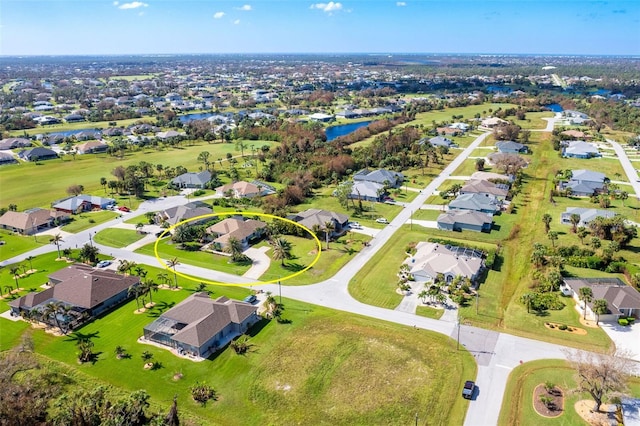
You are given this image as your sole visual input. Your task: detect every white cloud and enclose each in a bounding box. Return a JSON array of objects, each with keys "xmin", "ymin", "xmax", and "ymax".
[
  {"xmin": 118, "ymin": 1, "xmax": 148, "ymax": 10},
  {"xmin": 310, "ymin": 2, "xmax": 343, "ymax": 13},
  {"xmin": 396, "ymin": 1, "xmax": 406, "ymax": 6},
  {"xmin": 113, "ymin": 1, "xmax": 119, "ymax": 5},
  {"xmin": 213, "ymin": 11, "xmax": 225, "ymax": 19},
  {"xmin": 234, "ymin": 19, "xmax": 241, "ymax": 24},
  {"xmin": 236, "ymin": 4, "xmax": 252, "ymax": 11}
]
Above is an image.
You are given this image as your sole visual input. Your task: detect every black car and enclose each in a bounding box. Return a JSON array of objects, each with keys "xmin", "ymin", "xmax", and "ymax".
[{"xmin": 462, "ymin": 380, "xmax": 475, "ymax": 399}]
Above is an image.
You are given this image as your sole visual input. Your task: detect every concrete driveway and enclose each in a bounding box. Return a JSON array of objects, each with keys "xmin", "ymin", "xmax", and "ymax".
[{"xmin": 600, "ymin": 321, "xmax": 640, "ymax": 361}]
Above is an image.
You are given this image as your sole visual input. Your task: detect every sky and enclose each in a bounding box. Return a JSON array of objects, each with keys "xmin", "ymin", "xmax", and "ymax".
[{"xmin": 1, "ymin": 0, "xmax": 639, "ymax": 56}]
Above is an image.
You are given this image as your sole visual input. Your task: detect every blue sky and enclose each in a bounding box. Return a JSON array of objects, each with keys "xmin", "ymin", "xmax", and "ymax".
[{"xmin": 1, "ymin": 1, "xmax": 638, "ymax": 56}]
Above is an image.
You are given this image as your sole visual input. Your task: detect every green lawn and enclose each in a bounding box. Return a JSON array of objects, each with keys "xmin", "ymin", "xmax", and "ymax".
[
  {"xmin": 0, "ymin": 140, "xmax": 281, "ymax": 210},
  {"xmin": 512, "ymin": 111, "xmax": 554, "ymax": 130},
  {"xmin": 452, "ymin": 159, "xmax": 497, "ymax": 176},
  {"xmin": 412, "ymin": 209, "xmax": 443, "ymax": 221},
  {"xmin": 61, "ymin": 211, "xmax": 120, "ymax": 233},
  {"xmin": 2, "ymin": 276, "xmax": 476, "ymax": 425},
  {"xmin": 415, "ymin": 306, "xmax": 445, "ymax": 320},
  {"xmin": 135, "ymin": 239, "xmax": 253, "ymax": 277},
  {"xmin": 93, "ymin": 228, "xmax": 146, "ymax": 248},
  {"xmin": 0, "ymin": 230, "xmax": 46, "ymax": 261},
  {"xmin": 498, "ymin": 359, "xmax": 640, "ymax": 426}
]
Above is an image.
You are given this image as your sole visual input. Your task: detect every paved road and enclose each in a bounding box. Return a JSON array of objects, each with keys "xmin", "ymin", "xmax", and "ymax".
[{"xmin": 608, "ymin": 138, "xmax": 640, "ymax": 197}]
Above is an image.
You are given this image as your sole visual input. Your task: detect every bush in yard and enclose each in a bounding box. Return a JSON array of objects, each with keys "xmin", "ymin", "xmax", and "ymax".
[
  {"xmin": 559, "ymin": 324, "xmax": 568, "ymax": 331},
  {"xmin": 618, "ymin": 318, "xmax": 629, "ymax": 326},
  {"xmin": 190, "ymin": 382, "xmax": 217, "ymax": 405}
]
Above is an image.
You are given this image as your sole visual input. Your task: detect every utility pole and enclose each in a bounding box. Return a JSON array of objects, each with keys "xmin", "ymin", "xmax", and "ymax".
[{"xmin": 278, "ymin": 280, "xmax": 282, "ymax": 305}]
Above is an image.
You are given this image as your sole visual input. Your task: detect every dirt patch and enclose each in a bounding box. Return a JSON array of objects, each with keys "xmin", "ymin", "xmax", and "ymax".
[
  {"xmin": 578, "ymin": 317, "xmax": 600, "ymax": 328},
  {"xmin": 533, "ymin": 384, "xmax": 564, "ymax": 418},
  {"xmin": 544, "ymin": 322, "xmax": 587, "ymax": 335},
  {"xmin": 134, "ymin": 308, "xmax": 147, "ymax": 314},
  {"xmin": 173, "ymin": 373, "xmax": 183, "ymax": 381},
  {"xmin": 574, "ymin": 400, "xmax": 619, "ymax": 426}
]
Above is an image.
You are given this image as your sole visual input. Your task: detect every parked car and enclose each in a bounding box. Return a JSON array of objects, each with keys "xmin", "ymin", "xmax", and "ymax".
[
  {"xmin": 96, "ymin": 260, "xmax": 112, "ymax": 268},
  {"xmin": 243, "ymin": 294, "xmax": 257, "ymax": 304},
  {"xmin": 118, "ymin": 206, "xmax": 130, "ymax": 212},
  {"xmin": 350, "ymin": 221, "xmax": 361, "ymax": 229},
  {"xmin": 462, "ymin": 380, "xmax": 476, "ymax": 399},
  {"xmin": 375, "ymin": 218, "xmax": 389, "ymax": 224}
]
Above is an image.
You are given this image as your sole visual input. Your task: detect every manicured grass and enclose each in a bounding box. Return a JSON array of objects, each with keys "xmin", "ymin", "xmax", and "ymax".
[
  {"xmin": 93, "ymin": 228, "xmax": 146, "ymax": 248},
  {"xmin": 61, "ymin": 211, "xmax": 120, "ymax": 233},
  {"xmin": 452, "ymin": 159, "xmax": 497, "ymax": 176},
  {"xmin": 0, "ymin": 230, "xmax": 46, "ymax": 261},
  {"xmin": 498, "ymin": 359, "xmax": 640, "ymax": 426},
  {"xmin": 135, "ymin": 238, "xmax": 252, "ymax": 276},
  {"xmin": 412, "ymin": 209, "xmax": 442, "ymax": 221},
  {"xmin": 512, "ymin": 111, "xmax": 554, "ymax": 130},
  {"xmin": 4, "ymin": 278, "xmax": 476, "ymax": 425},
  {"xmin": 0, "ymin": 140, "xmax": 280, "ymax": 210},
  {"xmin": 415, "ymin": 305, "xmax": 445, "ymax": 320}
]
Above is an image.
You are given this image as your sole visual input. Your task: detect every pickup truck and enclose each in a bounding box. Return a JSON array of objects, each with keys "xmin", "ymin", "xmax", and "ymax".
[{"xmin": 462, "ymin": 380, "xmax": 475, "ymax": 399}]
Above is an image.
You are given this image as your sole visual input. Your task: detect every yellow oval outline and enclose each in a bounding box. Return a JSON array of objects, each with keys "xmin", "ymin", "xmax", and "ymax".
[{"xmin": 153, "ymin": 211, "xmax": 322, "ymax": 287}]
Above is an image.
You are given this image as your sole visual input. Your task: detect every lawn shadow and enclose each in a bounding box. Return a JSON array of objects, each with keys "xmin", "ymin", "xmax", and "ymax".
[
  {"xmin": 282, "ymin": 262, "xmax": 306, "ymax": 273},
  {"xmin": 534, "ymin": 310, "xmax": 550, "ymax": 317},
  {"xmin": 246, "ymin": 318, "xmax": 270, "ymax": 337},
  {"xmin": 65, "ymin": 330, "xmax": 100, "ymax": 343}
]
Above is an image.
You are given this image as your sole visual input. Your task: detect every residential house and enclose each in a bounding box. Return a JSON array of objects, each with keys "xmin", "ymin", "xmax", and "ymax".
[
  {"xmin": 353, "ymin": 168, "xmax": 404, "ymax": 188},
  {"xmin": 425, "ymin": 136, "xmax": 456, "ymax": 148},
  {"xmin": 437, "ymin": 210, "xmax": 493, "ymax": 233},
  {"xmin": 74, "ymin": 130, "xmax": 101, "ymax": 141},
  {"xmin": 560, "ymin": 169, "xmax": 607, "ymax": 196},
  {"xmin": 9, "ymin": 264, "xmax": 140, "ymax": 330},
  {"xmin": 52, "ymin": 195, "xmax": 116, "ymax": 214},
  {"xmin": 18, "ymin": 147, "xmax": 58, "ymax": 161},
  {"xmin": 404, "ymin": 242, "xmax": 484, "ymax": 283},
  {"xmin": 0, "ymin": 208, "xmax": 68, "ymax": 235},
  {"xmin": 288, "ymin": 209, "xmax": 349, "ymax": 236},
  {"xmin": 0, "ymin": 152, "xmax": 17, "ymax": 165},
  {"xmin": 450, "ymin": 122, "xmax": 470, "ymax": 132},
  {"xmin": 142, "ymin": 292, "xmax": 259, "ymax": 359},
  {"xmin": 563, "ymin": 110, "xmax": 590, "ymax": 125},
  {"xmin": 481, "ymin": 117, "xmax": 508, "ymax": 128},
  {"xmin": 459, "ymin": 179, "xmax": 509, "ymax": 201},
  {"xmin": 206, "ymin": 217, "xmax": 267, "ymax": 250},
  {"xmin": 308, "ymin": 112, "xmax": 335, "ymax": 122},
  {"xmin": 155, "ymin": 201, "xmax": 213, "ymax": 226},
  {"xmin": 436, "ymin": 127, "xmax": 462, "ymax": 136},
  {"xmin": 448, "ymin": 193, "xmax": 501, "ymax": 214},
  {"xmin": 563, "ymin": 141, "xmax": 600, "ymax": 159},
  {"xmin": 156, "ymin": 130, "xmax": 185, "ymax": 140},
  {"xmin": 349, "ymin": 180, "xmax": 386, "ymax": 202},
  {"xmin": 560, "ymin": 207, "xmax": 616, "ymax": 227},
  {"xmin": 76, "ymin": 140, "xmax": 108, "ymax": 154},
  {"xmin": 64, "ymin": 113, "xmax": 85, "ymax": 123},
  {"xmin": 0, "ymin": 137, "xmax": 32, "ymax": 150},
  {"xmin": 171, "ymin": 170, "xmax": 212, "ymax": 189},
  {"xmin": 561, "ymin": 278, "xmax": 640, "ymax": 322},
  {"xmin": 470, "ymin": 171, "xmax": 514, "ymax": 183},
  {"xmin": 495, "ymin": 141, "xmax": 528, "ymax": 154},
  {"xmin": 215, "ymin": 181, "xmax": 272, "ymax": 199}
]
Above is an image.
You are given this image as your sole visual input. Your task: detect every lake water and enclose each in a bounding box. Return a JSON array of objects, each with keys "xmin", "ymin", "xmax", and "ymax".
[
  {"xmin": 545, "ymin": 103, "xmax": 564, "ymax": 112},
  {"xmin": 40, "ymin": 128, "xmax": 101, "ymax": 137},
  {"xmin": 325, "ymin": 121, "xmax": 373, "ymax": 141}
]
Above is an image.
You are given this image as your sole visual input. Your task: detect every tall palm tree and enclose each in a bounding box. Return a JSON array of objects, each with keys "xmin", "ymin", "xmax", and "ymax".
[
  {"xmin": 50, "ymin": 233, "xmax": 64, "ymax": 259},
  {"xmin": 9, "ymin": 266, "xmax": 21, "ymax": 291},
  {"xmin": 271, "ymin": 237, "xmax": 292, "ymax": 266},
  {"xmin": 542, "ymin": 214, "xmax": 552, "ymax": 234},
  {"xmin": 128, "ymin": 285, "xmax": 141, "ymax": 310},
  {"xmin": 592, "ymin": 299, "xmax": 608, "ymax": 325},
  {"xmin": 157, "ymin": 272, "xmax": 171, "ymax": 288},
  {"xmin": 224, "ymin": 237, "xmax": 244, "ymax": 262},
  {"xmin": 143, "ymin": 279, "xmax": 158, "ymax": 305},
  {"xmin": 569, "ymin": 213, "xmax": 581, "ymax": 233},
  {"xmin": 43, "ymin": 301, "xmax": 65, "ymax": 333},
  {"xmin": 25, "ymin": 255, "xmax": 35, "ymax": 273},
  {"xmin": 323, "ymin": 220, "xmax": 335, "ymax": 250},
  {"xmin": 578, "ymin": 286, "xmax": 593, "ymax": 320},
  {"xmin": 166, "ymin": 258, "xmax": 180, "ymax": 289}
]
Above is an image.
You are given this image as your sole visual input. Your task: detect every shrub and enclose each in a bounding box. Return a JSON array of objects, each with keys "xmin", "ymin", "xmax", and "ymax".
[
  {"xmin": 618, "ymin": 319, "xmax": 629, "ymax": 326},
  {"xmin": 192, "ymin": 189, "xmax": 206, "ymax": 197},
  {"xmin": 181, "ymin": 242, "xmax": 202, "ymax": 251},
  {"xmin": 549, "ymin": 324, "xmax": 555, "ymax": 328},
  {"xmin": 190, "ymin": 383, "xmax": 217, "ymax": 405},
  {"xmin": 558, "ymin": 324, "xmax": 568, "ymax": 331}
]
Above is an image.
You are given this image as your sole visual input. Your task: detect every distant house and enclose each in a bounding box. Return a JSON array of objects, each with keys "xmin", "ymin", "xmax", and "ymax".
[
  {"xmin": 481, "ymin": 117, "xmax": 508, "ymax": 128},
  {"xmin": 563, "ymin": 141, "xmax": 600, "ymax": 159},
  {"xmin": 459, "ymin": 179, "xmax": 509, "ymax": 201},
  {"xmin": 156, "ymin": 130, "xmax": 185, "ymax": 140},
  {"xmin": 171, "ymin": 170, "xmax": 212, "ymax": 189},
  {"xmin": 215, "ymin": 181, "xmax": 273, "ymax": 199},
  {"xmin": 0, "ymin": 137, "xmax": 32, "ymax": 150},
  {"xmin": 0, "ymin": 152, "xmax": 17, "ymax": 165},
  {"xmin": 349, "ymin": 180, "xmax": 385, "ymax": 202},
  {"xmin": 353, "ymin": 168, "xmax": 404, "ymax": 188},
  {"xmin": 142, "ymin": 292, "xmax": 259, "ymax": 359},
  {"xmin": 495, "ymin": 141, "xmax": 528, "ymax": 154},
  {"xmin": 206, "ymin": 217, "xmax": 267, "ymax": 250},
  {"xmin": 155, "ymin": 201, "xmax": 213, "ymax": 226},
  {"xmin": 288, "ymin": 209, "xmax": 349, "ymax": 237},
  {"xmin": 9, "ymin": 264, "xmax": 139, "ymax": 330},
  {"xmin": 560, "ymin": 207, "xmax": 616, "ymax": 227},
  {"xmin": 450, "ymin": 122, "xmax": 470, "ymax": 132},
  {"xmin": 449, "ymin": 193, "xmax": 501, "ymax": 214},
  {"xmin": 404, "ymin": 242, "xmax": 484, "ymax": 283},
  {"xmin": 76, "ymin": 140, "xmax": 108, "ymax": 154},
  {"xmin": 563, "ymin": 110, "xmax": 590, "ymax": 125},
  {"xmin": 560, "ymin": 169, "xmax": 607, "ymax": 196},
  {"xmin": 52, "ymin": 195, "xmax": 115, "ymax": 214},
  {"xmin": 0, "ymin": 208, "xmax": 68, "ymax": 235},
  {"xmin": 74, "ymin": 130, "xmax": 101, "ymax": 141},
  {"xmin": 308, "ymin": 112, "xmax": 334, "ymax": 122},
  {"xmin": 561, "ymin": 278, "xmax": 640, "ymax": 322},
  {"xmin": 18, "ymin": 147, "xmax": 58, "ymax": 162},
  {"xmin": 470, "ymin": 171, "xmax": 514, "ymax": 183},
  {"xmin": 64, "ymin": 113, "xmax": 85, "ymax": 123},
  {"xmin": 425, "ymin": 136, "xmax": 456, "ymax": 148},
  {"xmin": 437, "ymin": 210, "xmax": 493, "ymax": 233}
]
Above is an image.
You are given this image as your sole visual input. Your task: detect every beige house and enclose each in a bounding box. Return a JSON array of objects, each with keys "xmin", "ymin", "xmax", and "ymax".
[
  {"xmin": 404, "ymin": 242, "xmax": 484, "ymax": 283},
  {"xmin": 206, "ymin": 217, "xmax": 267, "ymax": 250},
  {"xmin": 561, "ymin": 278, "xmax": 640, "ymax": 322},
  {"xmin": 0, "ymin": 208, "xmax": 68, "ymax": 235},
  {"xmin": 215, "ymin": 181, "xmax": 264, "ymax": 199}
]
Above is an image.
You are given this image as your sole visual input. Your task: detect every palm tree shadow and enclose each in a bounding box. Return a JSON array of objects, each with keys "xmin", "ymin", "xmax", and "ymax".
[
  {"xmin": 147, "ymin": 301, "xmax": 175, "ymax": 317},
  {"xmin": 65, "ymin": 331, "xmax": 100, "ymax": 343},
  {"xmin": 282, "ymin": 262, "xmax": 306, "ymax": 272}
]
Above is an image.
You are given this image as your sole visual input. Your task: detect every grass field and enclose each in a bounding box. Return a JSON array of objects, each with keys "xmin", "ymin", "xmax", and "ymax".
[
  {"xmin": 0, "ymin": 230, "xmax": 46, "ymax": 261},
  {"xmin": 61, "ymin": 211, "xmax": 120, "ymax": 233},
  {"xmin": 415, "ymin": 305, "xmax": 445, "ymax": 320},
  {"xmin": 0, "ymin": 140, "xmax": 280, "ymax": 210},
  {"xmin": 93, "ymin": 228, "xmax": 146, "ymax": 248},
  {"xmin": 1, "ymin": 265, "xmax": 476, "ymax": 425},
  {"xmin": 498, "ymin": 359, "xmax": 640, "ymax": 426}
]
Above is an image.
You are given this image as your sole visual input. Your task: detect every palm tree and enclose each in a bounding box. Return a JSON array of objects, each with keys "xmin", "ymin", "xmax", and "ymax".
[
  {"xmin": 118, "ymin": 260, "xmax": 132, "ymax": 275},
  {"xmin": 78, "ymin": 243, "xmax": 99, "ymax": 264},
  {"xmin": 157, "ymin": 272, "xmax": 171, "ymax": 288},
  {"xmin": 592, "ymin": 299, "xmax": 608, "ymax": 325},
  {"xmin": 323, "ymin": 220, "xmax": 335, "ymax": 250},
  {"xmin": 547, "ymin": 231, "xmax": 558, "ymax": 248},
  {"xmin": 24, "ymin": 255, "xmax": 36, "ymax": 273},
  {"xmin": 136, "ymin": 223, "xmax": 145, "ymax": 234},
  {"xmin": 520, "ymin": 292, "xmax": 535, "ymax": 313},
  {"xmin": 9, "ymin": 266, "xmax": 21, "ymax": 291},
  {"xmin": 271, "ymin": 237, "xmax": 292, "ymax": 266},
  {"xmin": 50, "ymin": 233, "xmax": 64, "ymax": 259},
  {"xmin": 142, "ymin": 279, "xmax": 158, "ymax": 305},
  {"xmin": 569, "ymin": 213, "xmax": 581, "ymax": 233},
  {"xmin": 128, "ymin": 285, "xmax": 141, "ymax": 310},
  {"xmin": 418, "ymin": 289, "xmax": 429, "ymax": 304},
  {"xmin": 577, "ymin": 226, "xmax": 589, "ymax": 245},
  {"xmin": 542, "ymin": 214, "xmax": 552, "ymax": 234},
  {"xmin": 42, "ymin": 301, "xmax": 68, "ymax": 334},
  {"xmin": 578, "ymin": 286, "xmax": 594, "ymax": 320},
  {"xmin": 224, "ymin": 237, "xmax": 244, "ymax": 262},
  {"xmin": 166, "ymin": 258, "xmax": 180, "ymax": 289}
]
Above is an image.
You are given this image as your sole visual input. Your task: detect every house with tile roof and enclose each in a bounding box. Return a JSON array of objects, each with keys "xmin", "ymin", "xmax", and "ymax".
[
  {"xmin": 437, "ymin": 210, "xmax": 493, "ymax": 233},
  {"xmin": 287, "ymin": 209, "xmax": 349, "ymax": 237},
  {"xmin": 0, "ymin": 208, "xmax": 68, "ymax": 235},
  {"xmin": 448, "ymin": 193, "xmax": 501, "ymax": 214},
  {"xmin": 76, "ymin": 140, "xmax": 108, "ymax": 154},
  {"xmin": 404, "ymin": 242, "xmax": 484, "ymax": 283},
  {"xmin": 155, "ymin": 201, "xmax": 213, "ymax": 226},
  {"xmin": 561, "ymin": 278, "xmax": 640, "ymax": 322},
  {"xmin": 206, "ymin": 217, "xmax": 267, "ymax": 250},
  {"xmin": 142, "ymin": 292, "xmax": 259, "ymax": 359},
  {"xmin": 560, "ymin": 207, "xmax": 616, "ymax": 227},
  {"xmin": 215, "ymin": 180, "xmax": 273, "ymax": 199},
  {"xmin": 9, "ymin": 264, "xmax": 140, "ymax": 331}
]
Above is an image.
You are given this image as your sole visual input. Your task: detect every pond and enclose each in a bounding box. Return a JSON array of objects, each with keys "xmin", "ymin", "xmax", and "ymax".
[
  {"xmin": 325, "ymin": 121, "xmax": 373, "ymax": 141},
  {"xmin": 545, "ymin": 103, "xmax": 564, "ymax": 113}
]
